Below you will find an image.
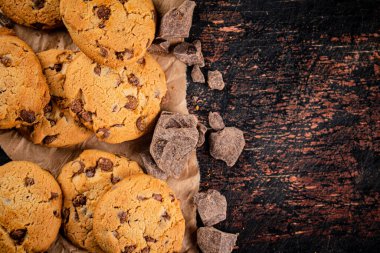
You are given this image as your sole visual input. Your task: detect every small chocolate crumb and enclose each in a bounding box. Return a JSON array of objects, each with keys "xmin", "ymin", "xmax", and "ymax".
[
  {"xmin": 191, "ymin": 65, "xmax": 205, "ymax": 83},
  {"xmin": 96, "ymin": 5, "xmax": 111, "ymax": 20},
  {"xmin": 152, "ymin": 193, "xmax": 163, "ymax": 202},
  {"xmin": 79, "ymin": 111, "xmax": 93, "ymax": 122},
  {"xmin": 85, "ymin": 167, "xmax": 96, "ymax": 177},
  {"xmin": 97, "ymin": 128, "xmax": 110, "ymax": 139},
  {"xmin": 94, "ymin": 64, "xmax": 101, "ymax": 76},
  {"xmin": 144, "ymin": 236, "xmax": 157, "ymax": 243},
  {"xmin": 196, "ymin": 123, "xmax": 207, "ymax": 147},
  {"xmin": 42, "ymin": 134, "xmax": 59, "ymax": 145},
  {"xmin": 111, "ymin": 174, "xmax": 121, "ymax": 184},
  {"xmin": 50, "ymin": 192, "xmax": 59, "ymax": 200},
  {"xmin": 124, "ymin": 96, "xmax": 138, "ymax": 110},
  {"xmin": 208, "ymin": 112, "xmax": 225, "ymax": 131},
  {"xmin": 73, "ymin": 194, "xmax": 87, "ymax": 207},
  {"xmin": 63, "ymin": 208, "xmax": 70, "ymax": 223},
  {"xmin": 48, "ymin": 119, "xmax": 56, "ymax": 127},
  {"xmin": 122, "ymin": 245, "xmax": 136, "ymax": 253},
  {"xmin": 208, "ymin": 70, "xmax": 225, "ymax": 90},
  {"xmin": 99, "ymin": 47, "xmax": 108, "ymax": 57},
  {"xmin": 19, "ymin": 110, "xmax": 36, "ymax": 123},
  {"xmin": 115, "ymin": 49, "xmax": 133, "ymax": 61},
  {"xmin": 136, "ymin": 117, "xmax": 146, "ymax": 131},
  {"xmin": 9, "ymin": 229, "xmax": 27, "ymax": 245},
  {"xmin": 53, "ymin": 210, "xmax": 60, "ymax": 217},
  {"xmin": 24, "ymin": 177, "xmax": 35, "ymax": 186},
  {"xmin": 128, "ymin": 74, "xmax": 140, "ymax": 86},
  {"xmin": 161, "ymin": 211, "xmax": 171, "ymax": 221},
  {"xmin": 137, "ymin": 195, "xmax": 149, "ymax": 201},
  {"xmin": 169, "ymin": 193, "xmax": 175, "ymax": 202},
  {"xmin": 118, "ymin": 211, "xmax": 127, "ymax": 223},
  {"xmin": 54, "ymin": 63, "xmax": 62, "ymax": 72},
  {"xmin": 0, "ymin": 56, "xmax": 12, "ymax": 67},
  {"xmin": 112, "ymin": 230, "xmax": 120, "ymax": 239},
  {"xmin": 97, "ymin": 157, "xmax": 113, "ymax": 172}
]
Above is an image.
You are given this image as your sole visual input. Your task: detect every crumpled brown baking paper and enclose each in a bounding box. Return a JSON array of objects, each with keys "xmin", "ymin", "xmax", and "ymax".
[{"xmin": 0, "ymin": 0, "xmax": 199, "ymax": 252}]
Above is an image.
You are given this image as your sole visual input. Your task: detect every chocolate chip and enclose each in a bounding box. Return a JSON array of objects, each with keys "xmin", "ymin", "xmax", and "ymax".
[
  {"xmin": 10, "ymin": 229, "xmax": 27, "ymax": 245},
  {"xmin": 122, "ymin": 245, "xmax": 136, "ymax": 253},
  {"xmin": 71, "ymin": 99, "xmax": 83, "ymax": 114},
  {"xmin": 79, "ymin": 111, "xmax": 93, "ymax": 122},
  {"xmin": 19, "ymin": 110, "xmax": 36, "ymax": 123},
  {"xmin": 74, "ymin": 209, "xmax": 80, "ymax": 221},
  {"xmin": 118, "ymin": 0, "xmax": 127, "ymax": 4},
  {"xmin": 94, "ymin": 64, "xmax": 101, "ymax": 76},
  {"xmin": 63, "ymin": 208, "xmax": 70, "ymax": 223},
  {"xmin": 97, "ymin": 157, "xmax": 113, "ymax": 172},
  {"xmin": 24, "ymin": 177, "xmax": 35, "ymax": 186},
  {"xmin": 144, "ymin": 236, "xmax": 157, "ymax": 243},
  {"xmin": 111, "ymin": 124, "xmax": 124, "ymax": 127},
  {"xmin": 97, "ymin": 128, "xmax": 110, "ymax": 139},
  {"xmin": 54, "ymin": 63, "xmax": 62, "ymax": 72},
  {"xmin": 137, "ymin": 195, "xmax": 149, "ymax": 201},
  {"xmin": 111, "ymin": 174, "xmax": 121, "ymax": 184},
  {"xmin": 137, "ymin": 57, "xmax": 146, "ymax": 65},
  {"xmin": 0, "ymin": 56, "xmax": 11, "ymax": 67},
  {"xmin": 85, "ymin": 167, "xmax": 96, "ymax": 177},
  {"xmin": 50, "ymin": 192, "xmax": 59, "ymax": 200},
  {"xmin": 115, "ymin": 49, "xmax": 133, "ymax": 61},
  {"xmin": 112, "ymin": 230, "xmax": 120, "ymax": 239},
  {"xmin": 42, "ymin": 134, "xmax": 58, "ymax": 145},
  {"xmin": 141, "ymin": 247, "xmax": 150, "ymax": 253},
  {"xmin": 127, "ymin": 74, "xmax": 140, "ymax": 86},
  {"xmin": 136, "ymin": 117, "xmax": 146, "ymax": 131},
  {"xmin": 124, "ymin": 96, "xmax": 138, "ymax": 110},
  {"xmin": 152, "ymin": 193, "xmax": 163, "ymax": 202},
  {"xmin": 99, "ymin": 47, "xmax": 108, "ymax": 57},
  {"xmin": 73, "ymin": 194, "xmax": 86, "ymax": 207},
  {"xmin": 98, "ymin": 22, "xmax": 105, "ymax": 28},
  {"xmin": 169, "ymin": 193, "xmax": 175, "ymax": 202},
  {"xmin": 32, "ymin": 0, "xmax": 45, "ymax": 10},
  {"xmin": 53, "ymin": 210, "xmax": 60, "ymax": 217},
  {"xmin": 48, "ymin": 119, "xmax": 56, "ymax": 127},
  {"xmin": 161, "ymin": 211, "xmax": 171, "ymax": 221},
  {"xmin": 118, "ymin": 211, "xmax": 127, "ymax": 223},
  {"xmin": 96, "ymin": 5, "xmax": 111, "ymax": 20},
  {"xmin": 173, "ymin": 41, "xmax": 204, "ymax": 66}
]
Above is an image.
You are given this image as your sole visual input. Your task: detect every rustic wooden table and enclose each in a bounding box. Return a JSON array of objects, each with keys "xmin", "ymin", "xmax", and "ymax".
[{"xmin": 186, "ymin": 0, "xmax": 380, "ymax": 252}]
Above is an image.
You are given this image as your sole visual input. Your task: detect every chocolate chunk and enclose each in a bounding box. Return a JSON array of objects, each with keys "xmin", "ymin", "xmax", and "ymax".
[
  {"xmin": 32, "ymin": 0, "xmax": 45, "ymax": 10},
  {"xmin": 161, "ymin": 211, "xmax": 171, "ymax": 221},
  {"xmin": 137, "ymin": 57, "xmax": 146, "ymax": 65},
  {"xmin": 158, "ymin": 0, "xmax": 196, "ymax": 39},
  {"xmin": 136, "ymin": 117, "xmax": 146, "ymax": 131},
  {"xmin": 110, "ymin": 174, "xmax": 121, "ymax": 184},
  {"xmin": 144, "ymin": 236, "xmax": 157, "ymax": 243},
  {"xmin": 96, "ymin": 5, "xmax": 111, "ymax": 20},
  {"xmin": 70, "ymin": 99, "xmax": 83, "ymax": 114},
  {"xmin": 24, "ymin": 177, "xmax": 35, "ymax": 186},
  {"xmin": 19, "ymin": 110, "xmax": 36, "ymax": 123},
  {"xmin": 115, "ymin": 49, "xmax": 133, "ymax": 61},
  {"xmin": 94, "ymin": 64, "xmax": 101, "ymax": 76},
  {"xmin": 97, "ymin": 127, "xmax": 110, "ymax": 139},
  {"xmin": 124, "ymin": 96, "xmax": 138, "ymax": 110},
  {"xmin": 9, "ymin": 228, "xmax": 27, "ymax": 245},
  {"xmin": 63, "ymin": 208, "xmax": 70, "ymax": 223},
  {"xmin": 43, "ymin": 103, "xmax": 52, "ymax": 114},
  {"xmin": 196, "ymin": 123, "xmax": 207, "ymax": 147},
  {"xmin": 73, "ymin": 194, "xmax": 87, "ymax": 207},
  {"xmin": 79, "ymin": 111, "xmax": 93, "ymax": 122},
  {"xmin": 0, "ymin": 55, "xmax": 12, "ymax": 67},
  {"xmin": 97, "ymin": 157, "xmax": 113, "ymax": 171},
  {"xmin": 191, "ymin": 65, "xmax": 205, "ymax": 83},
  {"xmin": 173, "ymin": 41, "xmax": 204, "ymax": 66},
  {"xmin": 197, "ymin": 227, "xmax": 238, "ymax": 253},
  {"xmin": 122, "ymin": 245, "xmax": 137, "ymax": 253},
  {"xmin": 50, "ymin": 192, "xmax": 59, "ymax": 200},
  {"xmin": 0, "ymin": 12, "xmax": 15, "ymax": 28},
  {"xmin": 140, "ymin": 151, "xmax": 168, "ymax": 180},
  {"xmin": 147, "ymin": 40, "xmax": 170, "ymax": 55},
  {"xmin": 54, "ymin": 63, "xmax": 62, "ymax": 72},
  {"xmin": 208, "ymin": 70, "xmax": 225, "ymax": 90},
  {"xmin": 128, "ymin": 74, "xmax": 140, "ymax": 86},
  {"xmin": 53, "ymin": 210, "xmax": 60, "ymax": 217},
  {"xmin": 194, "ymin": 189, "xmax": 227, "ymax": 226},
  {"xmin": 152, "ymin": 193, "xmax": 163, "ymax": 202},
  {"xmin": 118, "ymin": 211, "xmax": 127, "ymax": 223},
  {"xmin": 208, "ymin": 112, "xmax": 225, "ymax": 131},
  {"xmin": 48, "ymin": 119, "xmax": 56, "ymax": 127},
  {"xmin": 99, "ymin": 47, "xmax": 108, "ymax": 57},
  {"xmin": 141, "ymin": 247, "xmax": 150, "ymax": 253},
  {"xmin": 209, "ymin": 127, "xmax": 245, "ymax": 167},
  {"xmin": 42, "ymin": 134, "xmax": 58, "ymax": 145},
  {"xmin": 85, "ymin": 167, "xmax": 96, "ymax": 177},
  {"xmin": 150, "ymin": 112, "xmax": 199, "ymax": 178}
]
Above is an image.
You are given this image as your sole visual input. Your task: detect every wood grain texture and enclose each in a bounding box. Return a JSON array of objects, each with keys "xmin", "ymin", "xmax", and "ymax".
[{"xmin": 186, "ymin": 0, "xmax": 380, "ymax": 252}]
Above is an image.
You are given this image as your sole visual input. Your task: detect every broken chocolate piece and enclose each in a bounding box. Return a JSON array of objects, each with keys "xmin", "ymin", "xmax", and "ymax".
[
  {"xmin": 73, "ymin": 194, "xmax": 87, "ymax": 207},
  {"xmin": 140, "ymin": 151, "xmax": 168, "ymax": 180},
  {"xmin": 209, "ymin": 127, "xmax": 245, "ymax": 167},
  {"xmin": 173, "ymin": 41, "xmax": 204, "ymax": 66},
  {"xmin": 9, "ymin": 228, "xmax": 27, "ymax": 245},
  {"xmin": 196, "ymin": 123, "xmax": 207, "ymax": 147},
  {"xmin": 141, "ymin": 247, "xmax": 150, "ymax": 253},
  {"xmin": 158, "ymin": 0, "xmax": 196, "ymax": 39},
  {"xmin": 197, "ymin": 227, "xmax": 238, "ymax": 253},
  {"xmin": 194, "ymin": 189, "xmax": 227, "ymax": 226},
  {"xmin": 42, "ymin": 134, "xmax": 59, "ymax": 145},
  {"xmin": 19, "ymin": 110, "xmax": 36, "ymax": 124},
  {"xmin": 144, "ymin": 236, "xmax": 157, "ymax": 243},
  {"xmin": 147, "ymin": 39, "xmax": 171, "ymax": 55},
  {"xmin": 96, "ymin": 5, "xmax": 111, "ymax": 20},
  {"xmin": 97, "ymin": 157, "xmax": 113, "ymax": 171},
  {"xmin": 191, "ymin": 65, "xmax": 205, "ymax": 83},
  {"xmin": 150, "ymin": 112, "xmax": 199, "ymax": 178},
  {"xmin": 208, "ymin": 70, "xmax": 225, "ymax": 90},
  {"xmin": 24, "ymin": 177, "xmax": 35, "ymax": 187},
  {"xmin": 208, "ymin": 112, "xmax": 225, "ymax": 131}
]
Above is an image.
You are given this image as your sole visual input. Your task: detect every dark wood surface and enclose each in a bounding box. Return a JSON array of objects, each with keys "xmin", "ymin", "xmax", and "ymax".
[
  {"xmin": 186, "ymin": 0, "xmax": 380, "ymax": 252},
  {"xmin": 1, "ymin": 0, "xmax": 380, "ymax": 252}
]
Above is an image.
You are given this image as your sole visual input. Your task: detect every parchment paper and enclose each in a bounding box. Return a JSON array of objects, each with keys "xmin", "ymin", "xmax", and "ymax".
[{"xmin": 0, "ymin": 0, "xmax": 199, "ymax": 252}]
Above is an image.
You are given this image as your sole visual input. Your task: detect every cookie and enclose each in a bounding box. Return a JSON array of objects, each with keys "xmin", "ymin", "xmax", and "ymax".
[
  {"xmin": 0, "ymin": 0, "xmax": 61, "ymax": 29},
  {"xmin": 0, "ymin": 34, "xmax": 50, "ymax": 129},
  {"xmin": 0, "ymin": 161, "xmax": 62, "ymax": 252},
  {"xmin": 27, "ymin": 49, "xmax": 92, "ymax": 147},
  {"xmin": 57, "ymin": 149, "xmax": 143, "ymax": 252},
  {"xmin": 93, "ymin": 174, "xmax": 185, "ymax": 253},
  {"xmin": 63, "ymin": 52, "xmax": 167, "ymax": 143},
  {"xmin": 60, "ymin": 0, "xmax": 156, "ymax": 68}
]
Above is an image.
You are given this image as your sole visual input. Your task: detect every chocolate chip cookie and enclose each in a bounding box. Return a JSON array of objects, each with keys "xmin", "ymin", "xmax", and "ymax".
[
  {"xmin": 28, "ymin": 49, "xmax": 92, "ymax": 147},
  {"xmin": 0, "ymin": 161, "xmax": 62, "ymax": 252},
  {"xmin": 0, "ymin": 0, "xmax": 61, "ymax": 29},
  {"xmin": 63, "ymin": 52, "xmax": 167, "ymax": 143},
  {"xmin": 0, "ymin": 34, "xmax": 50, "ymax": 129},
  {"xmin": 60, "ymin": 0, "xmax": 156, "ymax": 68},
  {"xmin": 57, "ymin": 149, "xmax": 143, "ymax": 252},
  {"xmin": 93, "ymin": 174, "xmax": 185, "ymax": 253}
]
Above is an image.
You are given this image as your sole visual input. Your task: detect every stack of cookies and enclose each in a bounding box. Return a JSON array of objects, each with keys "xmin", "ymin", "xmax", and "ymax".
[{"xmin": 0, "ymin": 0, "xmax": 186, "ymax": 252}]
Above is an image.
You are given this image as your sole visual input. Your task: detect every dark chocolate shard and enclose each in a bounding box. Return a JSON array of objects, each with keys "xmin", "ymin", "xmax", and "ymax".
[
  {"xmin": 150, "ymin": 111, "xmax": 199, "ymax": 178},
  {"xmin": 19, "ymin": 110, "xmax": 36, "ymax": 124},
  {"xmin": 208, "ymin": 112, "xmax": 225, "ymax": 131},
  {"xmin": 196, "ymin": 123, "xmax": 207, "ymax": 147},
  {"xmin": 147, "ymin": 39, "xmax": 171, "ymax": 55},
  {"xmin": 158, "ymin": 0, "xmax": 196, "ymax": 39},
  {"xmin": 197, "ymin": 227, "xmax": 238, "ymax": 253},
  {"xmin": 208, "ymin": 70, "xmax": 225, "ymax": 90},
  {"xmin": 194, "ymin": 189, "xmax": 227, "ymax": 226},
  {"xmin": 140, "ymin": 151, "xmax": 168, "ymax": 180},
  {"xmin": 209, "ymin": 127, "xmax": 245, "ymax": 167},
  {"xmin": 191, "ymin": 65, "xmax": 205, "ymax": 83},
  {"xmin": 173, "ymin": 40, "xmax": 204, "ymax": 66}
]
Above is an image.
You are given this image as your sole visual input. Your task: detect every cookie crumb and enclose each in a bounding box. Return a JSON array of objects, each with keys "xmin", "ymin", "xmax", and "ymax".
[{"xmin": 208, "ymin": 70, "xmax": 225, "ymax": 90}]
